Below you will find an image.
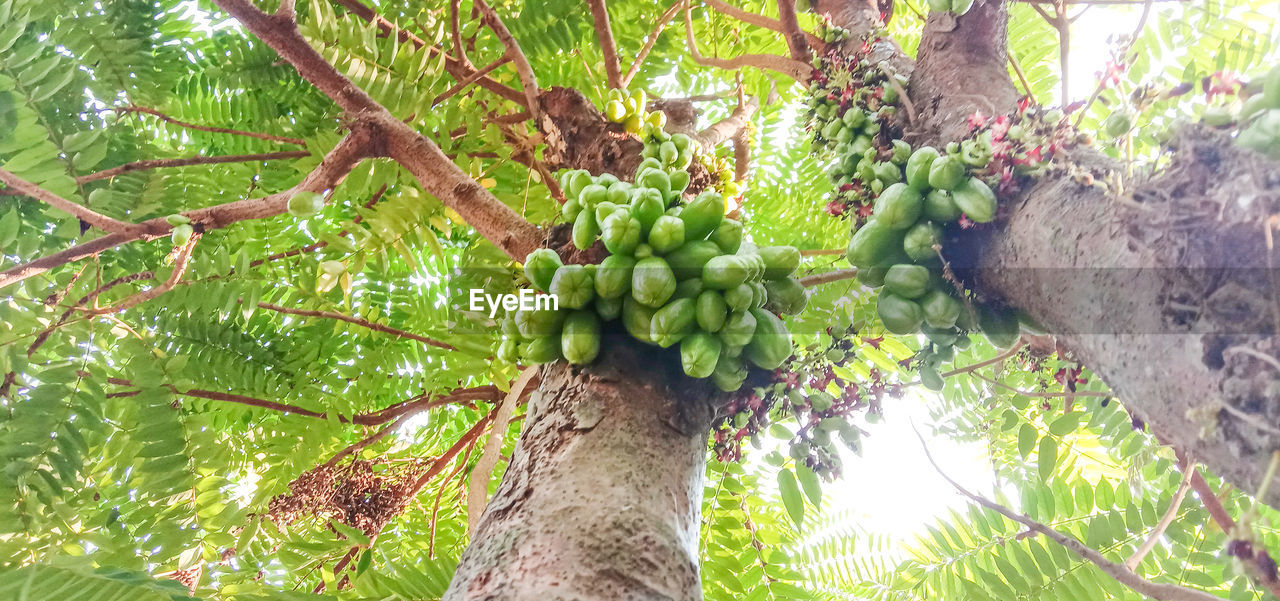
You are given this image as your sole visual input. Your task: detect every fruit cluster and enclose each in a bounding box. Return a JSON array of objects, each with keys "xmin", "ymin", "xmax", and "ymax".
[
  {"xmin": 1209, "ymin": 65, "xmax": 1280, "ymax": 160},
  {"xmin": 497, "ymin": 167, "xmax": 807, "ymax": 391},
  {"xmin": 926, "ymin": 0, "xmax": 974, "ymax": 16},
  {"xmin": 604, "ymin": 88, "xmax": 663, "ymax": 137}
]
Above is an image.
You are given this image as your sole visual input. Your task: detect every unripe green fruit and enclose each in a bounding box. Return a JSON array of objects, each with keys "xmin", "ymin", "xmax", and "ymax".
[
  {"xmin": 171, "ymin": 224, "xmax": 194, "ymax": 246},
  {"xmin": 288, "ymin": 191, "xmax": 324, "ymax": 217}
]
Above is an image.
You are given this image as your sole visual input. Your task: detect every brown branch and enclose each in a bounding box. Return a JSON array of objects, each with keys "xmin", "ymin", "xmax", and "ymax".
[
  {"xmin": 467, "ymin": 367, "xmax": 536, "ymax": 534},
  {"xmin": 0, "ymin": 169, "xmax": 141, "ymax": 235},
  {"xmin": 320, "ymin": 413, "xmax": 413, "ymax": 470},
  {"xmin": 622, "ymin": 1, "xmax": 684, "ymax": 88},
  {"xmin": 683, "ymin": 4, "xmax": 812, "ymax": 81},
  {"xmin": 916, "ymin": 428, "xmax": 1224, "ymax": 601},
  {"xmin": 0, "ymin": 130, "xmax": 371, "ymax": 291},
  {"xmin": 941, "ymin": 342, "xmax": 1026, "ymax": 377},
  {"xmin": 972, "ymin": 372, "xmax": 1109, "ymax": 398},
  {"xmin": 432, "ymin": 56, "xmax": 513, "ymax": 107},
  {"xmin": 775, "ymin": 0, "xmax": 812, "ymax": 62},
  {"xmin": 696, "ymin": 96, "xmax": 760, "ymax": 147},
  {"xmin": 27, "ymin": 272, "xmax": 155, "ymax": 358},
  {"xmin": 586, "ymin": 0, "xmax": 623, "ymax": 89},
  {"xmin": 799, "ymin": 267, "xmax": 858, "ymax": 287},
  {"xmin": 82, "ymin": 234, "xmax": 198, "ymax": 315},
  {"xmin": 732, "ymin": 128, "xmax": 751, "ymax": 182},
  {"xmin": 410, "ymin": 410, "xmax": 497, "ymax": 490},
  {"xmin": 449, "ymin": 0, "xmax": 472, "ymax": 67},
  {"xmin": 256, "ymin": 301, "xmax": 457, "ymax": 351},
  {"xmin": 799, "ymin": 248, "xmax": 846, "ymax": 256},
  {"xmin": 702, "ymin": 0, "xmax": 826, "ymax": 54},
  {"xmin": 1125, "ymin": 461, "xmax": 1194, "ymax": 571},
  {"xmin": 327, "ymin": 0, "xmax": 526, "ymax": 106},
  {"xmin": 473, "ymin": 0, "xmax": 542, "ymax": 122},
  {"xmin": 428, "ymin": 431, "xmax": 478, "ymax": 558},
  {"xmin": 1184, "ymin": 465, "xmax": 1280, "ymax": 598},
  {"xmin": 116, "ymin": 105, "xmax": 306, "ymax": 145},
  {"xmin": 74, "ymin": 151, "xmax": 311, "ymax": 185},
  {"xmin": 1008, "ymin": 52, "xmax": 1038, "ymax": 105}
]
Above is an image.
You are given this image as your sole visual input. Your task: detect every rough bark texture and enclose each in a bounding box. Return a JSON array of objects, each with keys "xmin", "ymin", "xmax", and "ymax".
[{"xmin": 446, "ymin": 340, "xmax": 719, "ymax": 601}]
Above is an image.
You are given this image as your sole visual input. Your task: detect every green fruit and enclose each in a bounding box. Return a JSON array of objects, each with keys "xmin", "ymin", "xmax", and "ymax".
[
  {"xmin": 1202, "ymin": 105, "xmax": 1234, "ymax": 127},
  {"xmin": 846, "ymin": 220, "xmax": 906, "ymax": 269},
  {"xmin": 606, "ymin": 181, "xmax": 634, "ymax": 205},
  {"xmin": 1264, "ymin": 64, "xmax": 1280, "ymax": 108},
  {"xmin": 978, "ymin": 305, "xmax": 1021, "ymax": 348},
  {"xmin": 673, "ymin": 277, "xmax": 705, "ymax": 300},
  {"xmin": 596, "ymin": 295, "xmax": 623, "ymax": 320},
  {"xmin": 578, "ymin": 183, "xmax": 608, "ymax": 208},
  {"xmin": 288, "ymin": 191, "xmax": 324, "ymax": 217},
  {"xmin": 594, "ymin": 254, "xmax": 636, "ymax": 299},
  {"xmin": 549, "ymin": 264, "xmax": 595, "ymax": 309},
  {"xmin": 903, "ymin": 221, "xmax": 944, "ymax": 262},
  {"xmin": 758, "ymin": 246, "xmax": 801, "ymax": 280},
  {"xmin": 515, "ymin": 305, "xmax": 565, "ymax": 338},
  {"xmin": 520, "ymin": 336, "xmax": 562, "ymax": 364},
  {"xmin": 873, "ymin": 183, "xmax": 923, "ymax": 229},
  {"xmin": 873, "ymin": 162, "xmax": 902, "ymax": 185},
  {"xmin": 951, "ymin": 177, "xmax": 997, "ymax": 223},
  {"xmin": 632, "ymin": 257, "xmax": 677, "ymax": 307},
  {"xmin": 669, "ymin": 169, "xmax": 690, "ymax": 193},
  {"xmin": 724, "ymin": 283, "xmax": 754, "ymax": 312},
  {"xmin": 1104, "ymin": 111, "xmax": 1134, "ymax": 137},
  {"xmin": 720, "ymin": 310, "xmax": 758, "ymax": 347},
  {"xmin": 883, "ymin": 264, "xmax": 932, "ymax": 299},
  {"xmin": 637, "ymin": 169, "xmax": 671, "ymax": 196},
  {"xmin": 524, "ymin": 248, "xmax": 563, "ymax": 292},
  {"xmin": 920, "ymin": 364, "xmax": 944, "ymax": 391},
  {"xmin": 923, "ymin": 189, "xmax": 962, "ymax": 222},
  {"xmin": 622, "ymin": 297, "xmax": 658, "ymax": 343},
  {"xmin": 594, "ymin": 201, "xmax": 621, "ymax": 225},
  {"xmin": 891, "ymin": 140, "xmax": 912, "ymax": 165},
  {"xmin": 709, "ymin": 218, "xmax": 743, "ymax": 253},
  {"xmin": 681, "ymin": 332, "xmax": 722, "ymax": 378},
  {"xmin": 1237, "ymin": 109, "xmax": 1280, "ymax": 159},
  {"xmin": 741, "ymin": 252, "xmax": 767, "ymax": 282},
  {"xmin": 932, "ymin": 344, "xmax": 954, "ymax": 361},
  {"xmin": 680, "ymin": 192, "xmax": 724, "ymax": 240},
  {"xmin": 763, "ymin": 277, "xmax": 808, "ymax": 315},
  {"xmin": 650, "ymin": 298, "xmax": 696, "ymax": 347},
  {"xmin": 927, "ymin": 155, "xmax": 966, "ymax": 190},
  {"xmin": 905, "ymin": 146, "xmax": 939, "ymax": 190},
  {"xmin": 605, "ymin": 99, "xmax": 627, "ymax": 122},
  {"xmin": 857, "ymin": 264, "xmax": 888, "ymax": 287},
  {"xmin": 165, "ymin": 213, "xmax": 190, "ymax": 226},
  {"xmin": 950, "ymin": 0, "xmax": 974, "ymax": 15},
  {"xmin": 561, "ymin": 310, "xmax": 601, "ymax": 364},
  {"xmin": 663, "ymin": 240, "xmax": 722, "ymax": 280},
  {"xmin": 647, "ymin": 215, "xmax": 686, "ymax": 254},
  {"xmin": 630, "ymin": 189, "xmax": 665, "ymax": 234},
  {"xmin": 877, "ymin": 291, "xmax": 924, "ymax": 335},
  {"xmin": 922, "ymin": 324, "xmax": 960, "ymax": 346},
  {"xmin": 696, "ymin": 290, "xmax": 729, "ymax": 332},
  {"xmin": 562, "ymin": 198, "xmax": 582, "ymax": 222},
  {"xmin": 1241, "ymin": 95, "xmax": 1269, "ymax": 122},
  {"xmin": 599, "ymin": 213, "xmax": 641, "ymax": 255},
  {"xmin": 572, "ymin": 210, "xmax": 598, "ymax": 250},
  {"xmin": 744, "ymin": 307, "xmax": 792, "ymax": 370},
  {"xmin": 702, "ymin": 254, "xmax": 751, "ymax": 290},
  {"xmin": 711, "ymin": 354, "xmax": 748, "ymax": 391},
  {"xmin": 751, "ymin": 281, "xmax": 768, "ymax": 308},
  {"xmin": 920, "ymin": 290, "xmax": 961, "ymax": 329},
  {"xmin": 564, "ymin": 170, "xmax": 591, "ymax": 198},
  {"xmin": 659, "ymin": 141, "xmax": 679, "ymax": 165},
  {"xmin": 171, "ymin": 223, "xmax": 194, "ymax": 246}
]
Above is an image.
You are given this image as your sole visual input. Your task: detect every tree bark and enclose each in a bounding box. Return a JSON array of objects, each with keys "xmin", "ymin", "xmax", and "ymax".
[{"xmin": 446, "ymin": 340, "xmax": 718, "ymax": 601}]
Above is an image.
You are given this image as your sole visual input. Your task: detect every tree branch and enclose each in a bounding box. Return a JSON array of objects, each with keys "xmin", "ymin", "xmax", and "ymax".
[
  {"xmin": 916, "ymin": 428, "xmax": 1224, "ymax": 601},
  {"xmin": 433, "ymin": 56, "xmax": 513, "ymax": 107},
  {"xmin": 0, "ymin": 131, "xmax": 372, "ymax": 291},
  {"xmin": 255, "ymin": 300, "xmax": 458, "ymax": 352},
  {"xmin": 775, "ymin": 0, "xmax": 812, "ymax": 62},
  {"xmin": 586, "ymin": 0, "xmax": 623, "ymax": 89},
  {"xmin": 449, "ymin": 0, "xmax": 472, "ymax": 67},
  {"xmin": 696, "ymin": 96, "xmax": 759, "ymax": 147},
  {"xmin": 702, "ymin": 0, "xmax": 825, "ymax": 54},
  {"xmin": 799, "ymin": 267, "xmax": 858, "ymax": 287},
  {"xmin": 74, "ymin": 150, "xmax": 312, "ymax": 186},
  {"xmin": 467, "ymin": 367, "xmax": 537, "ymax": 535},
  {"xmin": 1125, "ymin": 461, "xmax": 1195, "ymax": 571},
  {"xmin": 473, "ymin": 0, "xmax": 543, "ymax": 122},
  {"xmin": 622, "ymin": 0, "xmax": 684, "ymax": 88},
  {"xmin": 82, "ymin": 233, "xmax": 199, "ymax": 315},
  {"xmin": 0, "ymin": 169, "xmax": 141, "ymax": 235},
  {"xmin": 683, "ymin": 4, "xmax": 812, "ymax": 81},
  {"xmin": 116, "ymin": 105, "xmax": 306, "ymax": 145}
]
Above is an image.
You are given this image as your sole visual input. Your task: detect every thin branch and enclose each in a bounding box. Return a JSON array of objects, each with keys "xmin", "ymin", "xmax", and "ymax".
[
  {"xmin": 696, "ymin": 96, "xmax": 760, "ymax": 147},
  {"xmin": 82, "ymin": 235, "xmax": 199, "ymax": 315},
  {"xmin": 972, "ymin": 372, "xmax": 1109, "ymax": 398},
  {"xmin": 1074, "ymin": 0, "xmax": 1149, "ymax": 126},
  {"xmin": 1008, "ymin": 53, "xmax": 1038, "ymax": 105},
  {"xmin": 799, "ymin": 267, "xmax": 858, "ymax": 287},
  {"xmin": 432, "ymin": 55, "xmax": 513, "ymax": 107},
  {"xmin": 449, "ymin": 0, "xmax": 472, "ymax": 67},
  {"xmin": 277, "ymin": 0, "xmax": 297, "ymax": 20},
  {"xmin": 1125, "ymin": 461, "xmax": 1195, "ymax": 571},
  {"xmin": 71, "ymin": 151, "xmax": 311, "ymax": 186},
  {"xmin": 116, "ymin": 105, "xmax": 306, "ymax": 145},
  {"xmin": 256, "ymin": 301, "xmax": 458, "ymax": 352},
  {"xmin": 885, "ymin": 75, "xmax": 917, "ymax": 124},
  {"xmin": 941, "ymin": 342, "xmax": 1025, "ymax": 377},
  {"xmin": 915, "ymin": 427, "xmax": 1224, "ymax": 601},
  {"xmin": 473, "ymin": 0, "xmax": 542, "ymax": 122},
  {"xmin": 799, "ymin": 248, "xmax": 846, "ymax": 256},
  {"xmin": 775, "ymin": 0, "xmax": 812, "ymax": 62},
  {"xmin": 702, "ymin": 0, "xmax": 825, "ymax": 53},
  {"xmin": 623, "ymin": 1, "xmax": 684, "ymax": 87},
  {"xmin": 586, "ymin": 0, "xmax": 623, "ymax": 88},
  {"xmin": 467, "ymin": 367, "xmax": 537, "ymax": 535},
  {"xmin": 0, "ymin": 130, "xmax": 371, "ymax": 291},
  {"xmin": 732, "ymin": 128, "xmax": 751, "ymax": 182},
  {"xmin": 320, "ymin": 413, "xmax": 413, "ymax": 470},
  {"xmin": 0, "ymin": 169, "xmax": 141, "ymax": 235},
  {"xmin": 411, "ymin": 411, "xmax": 498, "ymax": 490},
  {"xmin": 28, "ymin": 271, "xmax": 155, "ymax": 357},
  {"xmin": 429, "ymin": 431, "xmax": 478, "ymax": 558},
  {"xmin": 683, "ymin": 4, "xmax": 812, "ymax": 81}
]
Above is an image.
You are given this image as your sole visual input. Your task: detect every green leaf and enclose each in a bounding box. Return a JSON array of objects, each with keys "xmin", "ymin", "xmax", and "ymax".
[
  {"xmin": 1037, "ymin": 436, "xmax": 1057, "ymax": 481},
  {"xmin": 777, "ymin": 468, "xmax": 805, "ymax": 530},
  {"xmin": 1048, "ymin": 413, "xmax": 1082, "ymax": 436},
  {"xmin": 1017, "ymin": 423, "xmax": 1038, "ymax": 459}
]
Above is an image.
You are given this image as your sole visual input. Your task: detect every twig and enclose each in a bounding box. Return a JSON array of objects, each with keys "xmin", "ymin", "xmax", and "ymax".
[
  {"xmin": 116, "ymin": 105, "xmax": 306, "ymax": 145},
  {"xmin": 432, "ymin": 56, "xmax": 513, "ymax": 107},
  {"xmin": 696, "ymin": 96, "xmax": 759, "ymax": 147},
  {"xmin": 0, "ymin": 169, "xmax": 141, "ymax": 235},
  {"xmin": 586, "ymin": 0, "xmax": 623, "ymax": 88},
  {"xmin": 1073, "ymin": 0, "xmax": 1153, "ymax": 127},
  {"xmin": 448, "ymin": 0, "xmax": 472, "ymax": 67},
  {"xmin": 941, "ymin": 342, "xmax": 1025, "ymax": 377},
  {"xmin": 972, "ymin": 372, "xmax": 1109, "ymax": 399},
  {"xmin": 1008, "ymin": 53, "xmax": 1038, "ymax": 105},
  {"xmin": 473, "ymin": 0, "xmax": 542, "ymax": 121},
  {"xmin": 277, "ymin": 0, "xmax": 296, "ymax": 20},
  {"xmin": 683, "ymin": 3, "xmax": 812, "ymax": 81},
  {"xmin": 775, "ymin": 0, "xmax": 812, "ymax": 62},
  {"xmin": 320, "ymin": 413, "xmax": 414, "ymax": 470},
  {"xmin": 256, "ymin": 301, "xmax": 458, "ymax": 351},
  {"xmin": 1125, "ymin": 461, "xmax": 1194, "ymax": 570},
  {"xmin": 799, "ymin": 267, "xmax": 858, "ymax": 287},
  {"xmin": 622, "ymin": 1, "xmax": 684, "ymax": 87},
  {"xmin": 914, "ymin": 426, "xmax": 1224, "ymax": 601},
  {"xmin": 28, "ymin": 271, "xmax": 156, "ymax": 357},
  {"xmin": 885, "ymin": 75, "xmax": 917, "ymax": 124},
  {"xmin": 82, "ymin": 232, "xmax": 200, "ymax": 315},
  {"xmin": 799, "ymin": 248, "xmax": 846, "ymax": 256},
  {"xmin": 428, "ymin": 432, "xmax": 479, "ymax": 558},
  {"xmin": 73, "ymin": 150, "xmax": 312, "ymax": 185},
  {"xmin": 467, "ymin": 367, "xmax": 537, "ymax": 535}
]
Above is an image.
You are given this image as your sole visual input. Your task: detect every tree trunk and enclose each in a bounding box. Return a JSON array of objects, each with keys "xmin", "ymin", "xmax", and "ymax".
[{"xmin": 445, "ymin": 341, "xmax": 718, "ymax": 601}]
